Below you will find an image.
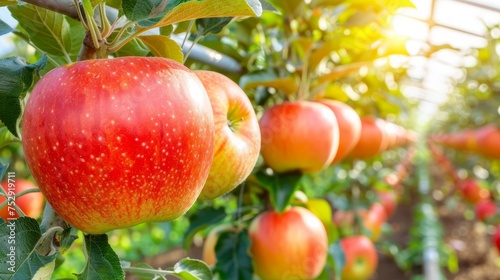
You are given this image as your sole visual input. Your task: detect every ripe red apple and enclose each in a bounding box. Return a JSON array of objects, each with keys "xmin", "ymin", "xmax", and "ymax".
[
  {"xmin": 348, "ymin": 117, "xmax": 388, "ymax": 159},
  {"xmin": 476, "ymin": 126, "xmax": 500, "ymax": 158},
  {"xmin": 475, "ymin": 200, "xmax": 497, "ymax": 222},
  {"xmin": 0, "ymin": 179, "xmax": 44, "ymax": 220},
  {"xmin": 259, "ymin": 101, "xmax": 339, "ymax": 173},
  {"xmin": 194, "ymin": 70, "xmax": 260, "ymax": 200},
  {"xmin": 318, "ymin": 100, "xmax": 361, "ymax": 164},
  {"xmin": 340, "ymin": 235, "xmax": 378, "ymax": 280},
  {"xmin": 458, "ymin": 179, "xmax": 490, "ymax": 204},
  {"xmin": 249, "ymin": 207, "xmax": 328, "ymax": 280},
  {"xmin": 22, "ymin": 57, "xmax": 215, "ymax": 234}
]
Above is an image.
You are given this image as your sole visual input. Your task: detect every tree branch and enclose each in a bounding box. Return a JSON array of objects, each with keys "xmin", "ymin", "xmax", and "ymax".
[{"xmin": 22, "ymin": 0, "xmax": 79, "ymax": 20}]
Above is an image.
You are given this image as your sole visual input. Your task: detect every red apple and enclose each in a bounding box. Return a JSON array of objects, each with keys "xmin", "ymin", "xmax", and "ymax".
[
  {"xmin": 458, "ymin": 179, "xmax": 490, "ymax": 204},
  {"xmin": 0, "ymin": 179, "xmax": 44, "ymax": 220},
  {"xmin": 22, "ymin": 57, "xmax": 215, "ymax": 234},
  {"xmin": 259, "ymin": 101, "xmax": 339, "ymax": 173},
  {"xmin": 348, "ymin": 117, "xmax": 388, "ymax": 159},
  {"xmin": 249, "ymin": 207, "xmax": 328, "ymax": 280},
  {"xmin": 476, "ymin": 126, "xmax": 500, "ymax": 158},
  {"xmin": 340, "ymin": 235, "xmax": 378, "ymax": 280},
  {"xmin": 318, "ymin": 100, "xmax": 361, "ymax": 164},
  {"xmin": 332, "ymin": 204, "xmax": 386, "ymax": 242},
  {"xmin": 475, "ymin": 200, "xmax": 497, "ymax": 222},
  {"xmin": 194, "ymin": 70, "xmax": 260, "ymax": 200}
]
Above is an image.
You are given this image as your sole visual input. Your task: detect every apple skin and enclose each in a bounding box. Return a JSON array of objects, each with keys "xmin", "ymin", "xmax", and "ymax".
[
  {"xmin": 22, "ymin": 57, "xmax": 215, "ymax": 234},
  {"xmin": 340, "ymin": 235, "xmax": 378, "ymax": 280},
  {"xmin": 475, "ymin": 200, "xmax": 496, "ymax": 222},
  {"xmin": 348, "ymin": 117, "xmax": 388, "ymax": 159},
  {"xmin": 458, "ymin": 179, "xmax": 490, "ymax": 204},
  {"xmin": 194, "ymin": 70, "xmax": 260, "ymax": 200},
  {"xmin": 259, "ymin": 101, "xmax": 339, "ymax": 173},
  {"xmin": 318, "ymin": 100, "xmax": 361, "ymax": 164},
  {"xmin": 249, "ymin": 207, "xmax": 328, "ymax": 280},
  {"xmin": 0, "ymin": 179, "xmax": 44, "ymax": 220}
]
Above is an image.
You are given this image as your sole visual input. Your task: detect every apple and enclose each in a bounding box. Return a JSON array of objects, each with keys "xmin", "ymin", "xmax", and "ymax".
[
  {"xmin": 333, "ymin": 204, "xmax": 386, "ymax": 242},
  {"xmin": 249, "ymin": 207, "xmax": 328, "ymax": 280},
  {"xmin": 348, "ymin": 117, "xmax": 388, "ymax": 159},
  {"xmin": 340, "ymin": 235, "xmax": 378, "ymax": 280},
  {"xmin": 458, "ymin": 179, "xmax": 490, "ymax": 204},
  {"xmin": 259, "ymin": 101, "xmax": 339, "ymax": 173},
  {"xmin": 22, "ymin": 57, "xmax": 215, "ymax": 234},
  {"xmin": 318, "ymin": 100, "xmax": 361, "ymax": 164},
  {"xmin": 475, "ymin": 200, "xmax": 497, "ymax": 222},
  {"xmin": 0, "ymin": 179, "xmax": 44, "ymax": 220},
  {"xmin": 194, "ymin": 70, "xmax": 260, "ymax": 200},
  {"xmin": 477, "ymin": 126, "xmax": 500, "ymax": 158}
]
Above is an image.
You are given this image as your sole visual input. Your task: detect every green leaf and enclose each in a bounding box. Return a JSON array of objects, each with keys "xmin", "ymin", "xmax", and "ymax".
[
  {"xmin": 0, "ymin": 217, "xmax": 57, "ymax": 279},
  {"xmin": 76, "ymin": 234, "xmax": 124, "ymax": 280},
  {"xmin": 32, "ymin": 260, "xmax": 56, "ymax": 280},
  {"xmin": 214, "ymin": 230, "xmax": 253, "ymax": 280},
  {"xmin": 0, "ymin": 126, "xmax": 16, "ymax": 148},
  {"xmin": 183, "ymin": 206, "xmax": 226, "ymax": 250},
  {"xmin": 256, "ymin": 171, "xmax": 303, "ymax": 213},
  {"xmin": 0, "ymin": 55, "xmax": 47, "ymax": 138},
  {"xmin": 0, "ymin": 18, "xmax": 13, "ymax": 36},
  {"xmin": 82, "ymin": 0, "xmax": 95, "ymax": 17},
  {"xmin": 114, "ymin": 38, "xmax": 150, "ymax": 57},
  {"xmin": 328, "ymin": 240, "xmax": 345, "ymax": 279},
  {"xmin": 240, "ymin": 71, "xmax": 298, "ymax": 95},
  {"xmin": 8, "ymin": 4, "xmax": 85, "ymax": 63},
  {"xmin": 172, "ymin": 258, "xmax": 213, "ymax": 280},
  {"xmin": 196, "ymin": 17, "xmax": 232, "ymax": 36},
  {"xmin": 152, "ymin": 0, "xmax": 262, "ymax": 28},
  {"xmin": 138, "ymin": 35, "xmax": 184, "ymax": 63},
  {"xmin": 60, "ymin": 227, "xmax": 79, "ymax": 254}
]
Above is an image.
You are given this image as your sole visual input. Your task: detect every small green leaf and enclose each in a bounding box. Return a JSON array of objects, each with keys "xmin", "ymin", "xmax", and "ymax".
[
  {"xmin": 214, "ymin": 230, "xmax": 253, "ymax": 280},
  {"xmin": 0, "ymin": 19, "xmax": 13, "ymax": 36},
  {"xmin": 0, "ymin": 217, "xmax": 57, "ymax": 279},
  {"xmin": 82, "ymin": 0, "xmax": 95, "ymax": 17},
  {"xmin": 196, "ymin": 17, "xmax": 232, "ymax": 36},
  {"xmin": 328, "ymin": 240, "xmax": 345, "ymax": 279},
  {"xmin": 172, "ymin": 258, "xmax": 213, "ymax": 280},
  {"xmin": 60, "ymin": 227, "xmax": 79, "ymax": 254},
  {"xmin": 183, "ymin": 206, "xmax": 226, "ymax": 250},
  {"xmin": 76, "ymin": 234, "xmax": 124, "ymax": 280},
  {"xmin": 240, "ymin": 72, "xmax": 298, "ymax": 95},
  {"xmin": 0, "ymin": 55, "xmax": 47, "ymax": 138},
  {"xmin": 138, "ymin": 35, "xmax": 184, "ymax": 63},
  {"xmin": 266, "ymin": 0, "xmax": 305, "ymax": 17},
  {"xmin": 256, "ymin": 171, "xmax": 303, "ymax": 213}
]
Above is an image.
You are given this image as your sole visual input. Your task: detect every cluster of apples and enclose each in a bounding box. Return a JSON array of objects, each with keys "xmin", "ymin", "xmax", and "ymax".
[
  {"xmin": 259, "ymin": 99, "xmax": 416, "ymax": 174},
  {"xmin": 428, "ymin": 124, "xmax": 500, "ymax": 159},
  {"xmin": 20, "ymin": 57, "xmax": 262, "ymax": 234}
]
